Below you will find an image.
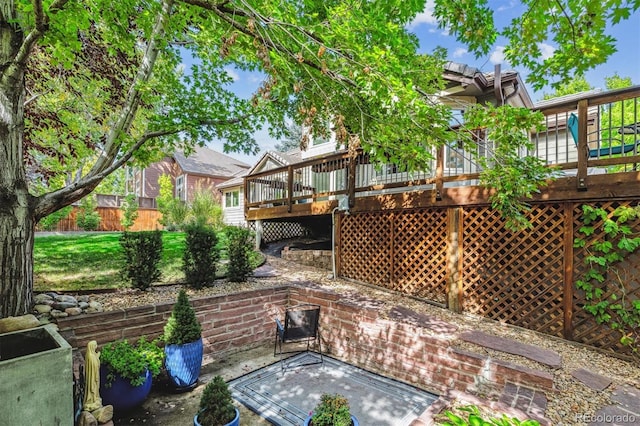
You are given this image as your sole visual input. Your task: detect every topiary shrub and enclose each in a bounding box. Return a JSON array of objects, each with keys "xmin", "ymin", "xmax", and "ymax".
[
  {"xmin": 120, "ymin": 230, "xmax": 163, "ymax": 290},
  {"xmin": 197, "ymin": 375, "xmax": 236, "ymax": 426},
  {"xmin": 164, "ymin": 289, "xmax": 202, "ymax": 345},
  {"xmin": 225, "ymin": 226, "xmax": 253, "ymax": 282},
  {"xmin": 183, "ymin": 225, "xmax": 219, "ymax": 289}
]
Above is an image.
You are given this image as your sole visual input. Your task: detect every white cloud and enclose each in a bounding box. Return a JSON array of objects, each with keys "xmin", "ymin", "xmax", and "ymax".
[
  {"xmin": 497, "ymin": 0, "xmax": 517, "ymax": 12},
  {"xmin": 490, "ymin": 46, "xmax": 505, "ymax": 65},
  {"xmin": 224, "ymin": 67, "xmax": 240, "ymax": 82},
  {"xmin": 408, "ymin": 0, "xmax": 436, "ymax": 29},
  {"xmin": 538, "ymin": 43, "xmax": 555, "ymax": 60},
  {"xmin": 452, "ymin": 48, "xmax": 468, "ymax": 58}
]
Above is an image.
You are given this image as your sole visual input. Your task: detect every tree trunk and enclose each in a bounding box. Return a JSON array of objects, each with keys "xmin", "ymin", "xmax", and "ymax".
[{"xmin": 1, "ymin": 7, "xmax": 35, "ymax": 317}]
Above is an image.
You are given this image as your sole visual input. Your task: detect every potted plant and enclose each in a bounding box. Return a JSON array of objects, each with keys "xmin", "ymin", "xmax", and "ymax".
[
  {"xmin": 99, "ymin": 337, "xmax": 164, "ymax": 412},
  {"xmin": 194, "ymin": 375, "xmax": 239, "ymax": 426},
  {"xmin": 304, "ymin": 393, "xmax": 359, "ymax": 426},
  {"xmin": 163, "ymin": 289, "xmax": 203, "ymax": 391}
]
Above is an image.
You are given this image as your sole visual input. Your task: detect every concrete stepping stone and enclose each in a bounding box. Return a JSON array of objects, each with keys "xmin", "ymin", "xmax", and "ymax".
[
  {"xmin": 571, "ymin": 368, "xmax": 612, "ymax": 391},
  {"xmin": 459, "ymin": 330, "xmax": 562, "ymax": 368},
  {"xmin": 611, "ymin": 384, "xmax": 640, "ymax": 415},
  {"xmin": 588, "ymin": 384, "xmax": 640, "ymax": 425},
  {"xmin": 253, "ymin": 264, "xmax": 280, "ymax": 278}
]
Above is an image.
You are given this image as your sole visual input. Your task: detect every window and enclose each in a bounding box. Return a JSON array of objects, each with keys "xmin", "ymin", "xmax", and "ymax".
[
  {"xmin": 176, "ymin": 175, "xmax": 185, "ymax": 201},
  {"xmin": 225, "ymin": 190, "xmax": 240, "ymax": 207}
]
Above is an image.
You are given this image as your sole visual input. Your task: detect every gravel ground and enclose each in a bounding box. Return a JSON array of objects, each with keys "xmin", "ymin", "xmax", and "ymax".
[{"xmin": 91, "ymin": 255, "xmax": 640, "ymax": 425}]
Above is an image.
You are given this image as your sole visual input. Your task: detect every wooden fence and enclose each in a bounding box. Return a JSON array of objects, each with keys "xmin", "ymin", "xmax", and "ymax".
[
  {"xmin": 337, "ymin": 199, "xmax": 640, "ymax": 354},
  {"xmin": 53, "ymin": 207, "xmax": 163, "ymax": 232}
]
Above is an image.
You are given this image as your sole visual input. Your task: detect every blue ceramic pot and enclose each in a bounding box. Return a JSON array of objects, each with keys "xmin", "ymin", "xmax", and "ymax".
[
  {"xmin": 193, "ymin": 407, "xmax": 240, "ymax": 426},
  {"xmin": 165, "ymin": 338, "xmax": 203, "ymax": 390},
  {"xmin": 99, "ymin": 366, "xmax": 152, "ymax": 412},
  {"xmin": 303, "ymin": 414, "xmax": 359, "ymax": 426}
]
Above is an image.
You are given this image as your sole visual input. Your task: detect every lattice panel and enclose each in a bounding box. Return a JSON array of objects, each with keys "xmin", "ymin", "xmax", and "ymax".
[
  {"xmin": 392, "ymin": 209, "xmax": 448, "ymax": 303},
  {"xmin": 571, "ymin": 200, "xmax": 640, "ymax": 353},
  {"xmin": 462, "ymin": 204, "xmax": 565, "ymax": 337},
  {"xmin": 340, "ymin": 212, "xmax": 392, "ymax": 285},
  {"xmin": 262, "ymin": 221, "xmax": 308, "ymax": 243}
]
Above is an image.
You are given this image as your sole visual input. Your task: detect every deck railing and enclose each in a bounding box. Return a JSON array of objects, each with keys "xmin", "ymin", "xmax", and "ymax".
[{"xmin": 245, "ymin": 86, "xmax": 640, "ymax": 213}]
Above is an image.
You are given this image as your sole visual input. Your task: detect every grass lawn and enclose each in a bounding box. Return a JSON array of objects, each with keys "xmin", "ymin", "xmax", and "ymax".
[{"xmin": 34, "ymin": 231, "xmax": 261, "ymax": 292}]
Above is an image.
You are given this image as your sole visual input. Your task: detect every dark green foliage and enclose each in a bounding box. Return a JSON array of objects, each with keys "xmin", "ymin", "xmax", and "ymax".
[
  {"xmin": 225, "ymin": 226, "xmax": 253, "ymax": 282},
  {"xmin": 120, "ymin": 193, "xmax": 139, "ymax": 230},
  {"xmin": 183, "ymin": 225, "xmax": 219, "ymax": 289},
  {"xmin": 164, "ymin": 289, "xmax": 202, "ymax": 345},
  {"xmin": 311, "ymin": 393, "xmax": 351, "ymax": 426},
  {"xmin": 76, "ymin": 195, "xmax": 101, "ymax": 231},
  {"xmin": 198, "ymin": 375, "xmax": 236, "ymax": 426},
  {"xmin": 441, "ymin": 404, "xmax": 540, "ymax": 426},
  {"xmin": 38, "ymin": 206, "xmax": 72, "ymax": 231},
  {"xmin": 120, "ymin": 231, "xmax": 163, "ymax": 290},
  {"xmin": 100, "ymin": 337, "xmax": 164, "ymax": 387}
]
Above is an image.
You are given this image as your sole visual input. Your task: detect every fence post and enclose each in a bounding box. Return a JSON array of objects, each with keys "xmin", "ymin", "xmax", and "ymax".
[
  {"xmin": 435, "ymin": 145, "xmax": 444, "ymax": 200},
  {"xmin": 447, "ymin": 207, "xmax": 463, "ymax": 313},
  {"xmin": 563, "ymin": 202, "xmax": 575, "ymax": 340}
]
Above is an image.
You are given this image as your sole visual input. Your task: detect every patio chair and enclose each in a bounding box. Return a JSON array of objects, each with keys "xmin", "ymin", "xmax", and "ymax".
[
  {"xmin": 568, "ymin": 113, "xmax": 640, "ymax": 158},
  {"xmin": 274, "ymin": 303, "xmax": 323, "ymax": 370}
]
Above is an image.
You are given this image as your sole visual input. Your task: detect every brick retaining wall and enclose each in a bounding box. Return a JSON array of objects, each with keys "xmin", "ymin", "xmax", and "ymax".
[{"xmin": 57, "ymin": 284, "xmax": 553, "ymax": 398}]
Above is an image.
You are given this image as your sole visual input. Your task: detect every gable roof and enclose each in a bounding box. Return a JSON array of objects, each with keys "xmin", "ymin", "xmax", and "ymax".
[
  {"xmin": 247, "ymin": 149, "xmax": 303, "ymax": 175},
  {"xmin": 173, "ymin": 146, "xmax": 250, "ymax": 178}
]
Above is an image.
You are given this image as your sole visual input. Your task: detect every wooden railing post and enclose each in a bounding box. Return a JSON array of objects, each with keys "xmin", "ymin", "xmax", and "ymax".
[
  {"xmin": 243, "ymin": 177, "xmax": 249, "ymax": 216},
  {"xmin": 563, "ymin": 202, "xmax": 575, "ymax": 340},
  {"xmin": 435, "ymin": 145, "xmax": 444, "ymax": 201},
  {"xmin": 447, "ymin": 207, "xmax": 463, "ymax": 313},
  {"xmin": 348, "ymin": 156, "xmax": 356, "ymax": 209},
  {"xmin": 287, "ymin": 165, "xmax": 294, "ymax": 213},
  {"xmin": 577, "ymin": 100, "xmax": 589, "ymax": 191}
]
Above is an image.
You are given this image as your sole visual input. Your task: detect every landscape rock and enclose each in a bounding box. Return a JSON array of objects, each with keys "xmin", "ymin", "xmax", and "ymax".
[
  {"xmin": 0, "ymin": 314, "xmax": 41, "ymax": 333},
  {"xmin": 65, "ymin": 307, "xmax": 83, "ymax": 316},
  {"xmin": 78, "ymin": 411, "xmax": 97, "ymax": 426},
  {"xmin": 55, "ymin": 294, "xmax": 78, "ymax": 304},
  {"xmin": 50, "ymin": 310, "xmax": 68, "ymax": 319},
  {"xmin": 92, "ymin": 405, "xmax": 113, "ymax": 423},
  {"xmin": 34, "ymin": 293, "xmax": 54, "ymax": 304},
  {"xmin": 77, "ymin": 295, "xmax": 90, "ymax": 303},
  {"xmin": 53, "ymin": 301, "xmax": 78, "ymax": 310},
  {"xmin": 78, "ymin": 302, "xmax": 90, "ymax": 309},
  {"xmin": 34, "ymin": 304, "xmax": 53, "ymax": 314}
]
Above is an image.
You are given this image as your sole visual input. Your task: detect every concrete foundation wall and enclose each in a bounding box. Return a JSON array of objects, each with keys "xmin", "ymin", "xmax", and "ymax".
[{"xmin": 281, "ymin": 249, "xmax": 333, "ymax": 270}]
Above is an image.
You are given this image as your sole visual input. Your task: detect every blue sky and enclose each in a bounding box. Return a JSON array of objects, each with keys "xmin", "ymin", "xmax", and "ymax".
[{"xmin": 207, "ymin": 0, "xmax": 640, "ymax": 164}]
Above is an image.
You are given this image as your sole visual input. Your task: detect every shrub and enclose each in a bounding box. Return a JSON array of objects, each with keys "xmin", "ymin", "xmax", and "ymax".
[
  {"xmin": 183, "ymin": 225, "xmax": 219, "ymax": 289},
  {"xmin": 100, "ymin": 337, "xmax": 164, "ymax": 387},
  {"xmin": 311, "ymin": 393, "xmax": 352, "ymax": 426},
  {"xmin": 164, "ymin": 289, "xmax": 202, "ymax": 345},
  {"xmin": 197, "ymin": 375, "xmax": 236, "ymax": 426},
  {"xmin": 441, "ymin": 405, "xmax": 540, "ymax": 426},
  {"xmin": 120, "ymin": 231, "xmax": 163, "ymax": 290},
  {"xmin": 76, "ymin": 195, "xmax": 101, "ymax": 231},
  {"xmin": 225, "ymin": 226, "xmax": 254, "ymax": 282},
  {"xmin": 190, "ymin": 188, "xmax": 223, "ymax": 229},
  {"xmin": 157, "ymin": 174, "xmax": 175, "ymax": 227},
  {"xmin": 38, "ymin": 206, "xmax": 72, "ymax": 231},
  {"xmin": 120, "ymin": 193, "xmax": 139, "ymax": 230},
  {"xmin": 168, "ymin": 199, "xmax": 189, "ymax": 231}
]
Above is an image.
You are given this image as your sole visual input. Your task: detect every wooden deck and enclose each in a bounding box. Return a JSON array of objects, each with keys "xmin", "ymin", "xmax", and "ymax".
[{"xmin": 245, "ymin": 86, "xmax": 640, "ymax": 221}]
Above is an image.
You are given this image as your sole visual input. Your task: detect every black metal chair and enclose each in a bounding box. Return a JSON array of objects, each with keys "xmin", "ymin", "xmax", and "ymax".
[{"xmin": 274, "ymin": 303, "xmax": 323, "ymax": 370}]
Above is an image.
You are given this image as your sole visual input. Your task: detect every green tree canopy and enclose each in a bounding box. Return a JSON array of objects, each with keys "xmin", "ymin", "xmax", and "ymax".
[{"xmin": 0, "ymin": 0, "xmax": 638, "ymax": 316}]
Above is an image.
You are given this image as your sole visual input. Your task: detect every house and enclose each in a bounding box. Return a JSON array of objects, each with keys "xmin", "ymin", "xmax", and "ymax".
[
  {"xmin": 219, "ymin": 149, "xmax": 303, "ymax": 227},
  {"xmin": 239, "ymin": 64, "xmax": 640, "ymax": 358},
  {"xmin": 126, "ymin": 146, "xmax": 250, "ymax": 203}
]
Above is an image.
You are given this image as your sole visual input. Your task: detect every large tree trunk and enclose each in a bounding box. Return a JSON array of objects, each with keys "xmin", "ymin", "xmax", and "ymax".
[{"xmin": 1, "ymin": 6, "xmax": 35, "ymax": 318}]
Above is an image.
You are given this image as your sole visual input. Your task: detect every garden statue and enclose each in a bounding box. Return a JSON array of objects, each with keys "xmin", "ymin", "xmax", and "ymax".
[
  {"xmin": 83, "ymin": 340, "xmax": 102, "ymax": 411},
  {"xmin": 81, "ymin": 340, "xmax": 113, "ymax": 425}
]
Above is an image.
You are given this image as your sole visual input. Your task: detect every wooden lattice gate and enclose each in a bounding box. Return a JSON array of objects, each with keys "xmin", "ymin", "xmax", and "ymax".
[{"xmin": 338, "ymin": 199, "xmax": 640, "ymax": 354}]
